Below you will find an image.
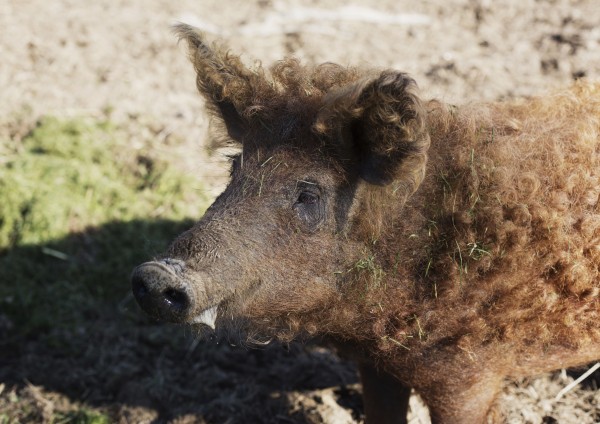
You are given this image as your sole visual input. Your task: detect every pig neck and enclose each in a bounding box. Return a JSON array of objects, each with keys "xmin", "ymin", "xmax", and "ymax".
[{"xmin": 322, "ymin": 106, "xmax": 487, "ymax": 355}]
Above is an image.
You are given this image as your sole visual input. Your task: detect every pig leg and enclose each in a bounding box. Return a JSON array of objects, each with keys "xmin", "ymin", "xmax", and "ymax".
[
  {"xmin": 358, "ymin": 363, "xmax": 411, "ymax": 424},
  {"xmin": 419, "ymin": 372, "xmax": 503, "ymax": 424}
]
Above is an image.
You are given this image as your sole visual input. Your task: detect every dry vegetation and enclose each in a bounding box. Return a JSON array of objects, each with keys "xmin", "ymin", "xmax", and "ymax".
[{"xmin": 1, "ymin": 0, "xmax": 599, "ymax": 422}]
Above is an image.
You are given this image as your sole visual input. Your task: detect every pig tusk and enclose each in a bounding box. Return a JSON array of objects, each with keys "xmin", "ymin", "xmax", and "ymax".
[{"xmin": 192, "ymin": 305, "xmax": 219, "ymax": 329}]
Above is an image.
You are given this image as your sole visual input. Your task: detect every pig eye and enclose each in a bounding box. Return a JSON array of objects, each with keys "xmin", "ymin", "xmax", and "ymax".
[
  {"xmin": 297, "ymin": 191, "xmax": 318, "ymax": 205},
  {"xmin": 293, "ymin": 187, "xmax": 325, "ymax": 231}
]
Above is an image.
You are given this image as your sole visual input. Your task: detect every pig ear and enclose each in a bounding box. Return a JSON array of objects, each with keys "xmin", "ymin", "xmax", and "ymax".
[
  {"xmin": 317, "ymin": 71, "xmax": 429, "ymax": 187},
  {"xmin": 174, "ymin": 23, "xmax": 257, "ymax": 143}
]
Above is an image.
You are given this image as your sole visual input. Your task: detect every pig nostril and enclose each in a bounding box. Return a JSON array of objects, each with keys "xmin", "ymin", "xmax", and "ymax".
[
  {"xmin": 163, "ymin": 288, "xmax": 189, "ymax": 310},
  {"xmin": 132, "ymin": 274, "xmax": 149, "ymax": 298},
  {"xmin": 131, "ymin": 262, "xmax": 194, "ymax": 322}
]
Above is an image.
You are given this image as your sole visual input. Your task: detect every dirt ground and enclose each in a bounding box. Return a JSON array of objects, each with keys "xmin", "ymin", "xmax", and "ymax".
[{"xmin": 2, "ymin": 0, "xmax": 600, "ymax": 422}]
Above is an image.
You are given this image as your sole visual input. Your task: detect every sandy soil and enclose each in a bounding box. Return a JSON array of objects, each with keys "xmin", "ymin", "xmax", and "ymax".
[{"xmin": 2, "ymin": 0, "xmax": 599, "ymax": 422}]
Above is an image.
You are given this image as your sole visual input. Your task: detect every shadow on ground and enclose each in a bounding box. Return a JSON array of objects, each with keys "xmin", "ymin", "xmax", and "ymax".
[{"xmin": 0, "ymin": 219, "xmax": 361, "ymax": 423}]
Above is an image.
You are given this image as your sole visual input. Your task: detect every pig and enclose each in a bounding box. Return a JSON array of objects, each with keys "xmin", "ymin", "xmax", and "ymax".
[{"xmin": 131, "ymin": 24, "xmax": 600, "ymax": 423}]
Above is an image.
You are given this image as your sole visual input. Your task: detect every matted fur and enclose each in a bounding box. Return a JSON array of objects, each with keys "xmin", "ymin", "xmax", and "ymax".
[
  {"xmin": 378, "ymin": 81, "xmax": 600, "ymax": 353},
  {"xmin": 149, "ymin": 25, "xmax": 600, "ymax": 423}
]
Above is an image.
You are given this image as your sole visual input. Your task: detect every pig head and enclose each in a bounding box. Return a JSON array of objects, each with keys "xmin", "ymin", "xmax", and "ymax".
[{"xmin": 131, "ymin": 24, "xmax": 429, "ymax": 340}]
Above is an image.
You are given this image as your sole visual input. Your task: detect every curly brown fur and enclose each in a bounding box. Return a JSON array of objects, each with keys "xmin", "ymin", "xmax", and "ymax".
[{"xmin": 135, "ymin": 26, "xmax": 600, "ymax": 424}]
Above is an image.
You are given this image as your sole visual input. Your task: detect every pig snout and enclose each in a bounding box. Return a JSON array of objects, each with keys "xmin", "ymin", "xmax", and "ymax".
[{"xmin": 131, "ymin": 260, "xmax": 194, "ymax": 323}]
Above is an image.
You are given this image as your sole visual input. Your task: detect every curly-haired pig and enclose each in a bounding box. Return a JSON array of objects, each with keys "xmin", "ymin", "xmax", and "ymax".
[{"xmin": 132, "ymin": 24, "xmax": 600, "ymax": 423}]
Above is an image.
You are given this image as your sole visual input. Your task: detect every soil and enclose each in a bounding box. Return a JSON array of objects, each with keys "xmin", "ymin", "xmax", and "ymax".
[{"xmin": 1, "ymin": 0, "xmax": 599, "ymax": 422}]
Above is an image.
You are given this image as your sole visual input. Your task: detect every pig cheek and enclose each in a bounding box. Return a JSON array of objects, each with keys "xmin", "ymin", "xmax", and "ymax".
[
  {"xmin": 250, "ymin": 239, "xmax": 341, "ymax": 312},
  {"xmin": 230, "ymin": 204, "xmax": 341, "ymax": 315},
  {"xmin": 242, "ymin": 275, "xmax": 338, "ymax": 321}
]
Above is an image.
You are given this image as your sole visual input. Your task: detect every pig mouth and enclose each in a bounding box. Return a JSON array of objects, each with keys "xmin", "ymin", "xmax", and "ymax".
[{"xmin": 131, "ymin": 259, "xmax": 223, "ymax": 328}]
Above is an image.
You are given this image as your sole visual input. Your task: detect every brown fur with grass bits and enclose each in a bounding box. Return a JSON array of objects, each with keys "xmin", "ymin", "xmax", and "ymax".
[{"xmin": 131, "ymin": 24, "xmax": 600, "ymax": 424}]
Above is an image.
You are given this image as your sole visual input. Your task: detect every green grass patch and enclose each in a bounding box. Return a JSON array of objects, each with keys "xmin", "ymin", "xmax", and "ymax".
[
  {"xmin": 0, "ymin": 117, "xmax": 201, "ymax": 248},
  {"xmin": 0, "ymin": 116, "xmax": 209, "ymax": 337}
]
